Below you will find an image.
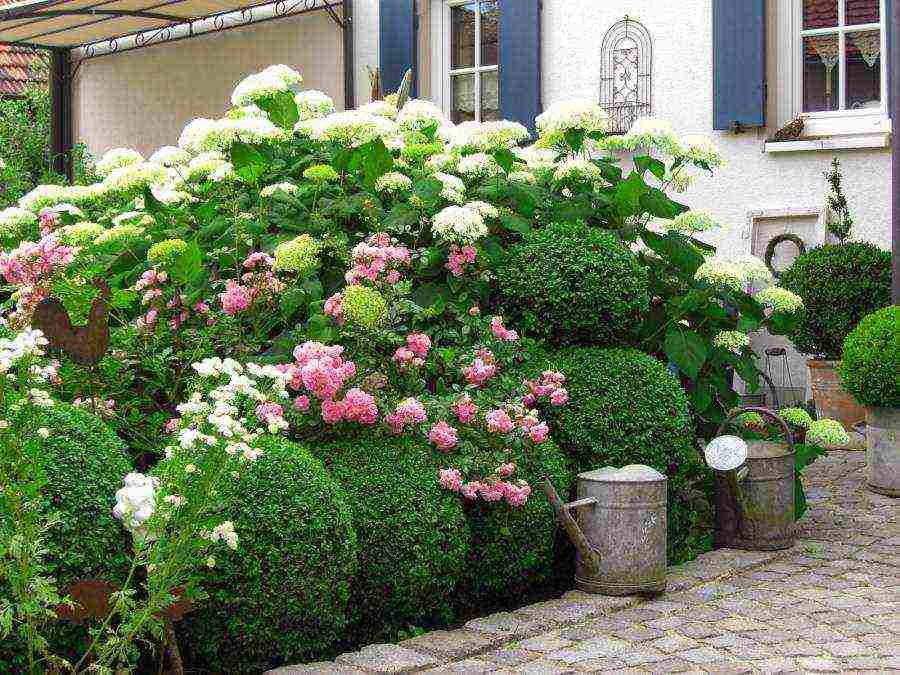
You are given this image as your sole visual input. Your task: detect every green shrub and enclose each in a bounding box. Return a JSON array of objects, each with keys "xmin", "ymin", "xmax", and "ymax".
[
  {"xmin": 840, "ymin": 306, "xmax": 900, "ymax": 408},
  {"xmin": 178, "ymin": 436, "xmax": 358, "ymax": 673},
  {"xmin": 0, "ymin": 402, "xmax": 132, "ymax": 670},
  {"xmin": 450, "ymin": 439, "xmax": 572, "ymax": 605},
  {"xmin": 316, "ymin": 432, "xmax": 470, "ymax": 641},
  {"xmin": 780, "ymin": 242, "xmax": 891, "ymax": 359},
  {"xmin": 496, "ymin": 222, "xmax": 649, "ymax": 346},
  {"xmin": 539, "ymin": 347, "xmax": 710, "ymax": 564}
]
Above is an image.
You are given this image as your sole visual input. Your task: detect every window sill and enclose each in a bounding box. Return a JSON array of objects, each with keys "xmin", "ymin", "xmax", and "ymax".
[{"xmin": 764, "ymin": 132, "xmax": 891, "ymax": 154}]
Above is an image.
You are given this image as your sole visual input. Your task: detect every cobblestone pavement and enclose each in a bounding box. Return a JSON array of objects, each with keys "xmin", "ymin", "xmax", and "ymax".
[{"xmin": 274, "ymin": 451, "xmax": 899, "ymax": 674}]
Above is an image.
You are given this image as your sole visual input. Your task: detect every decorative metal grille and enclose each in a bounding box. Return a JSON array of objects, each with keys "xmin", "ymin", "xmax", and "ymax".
[{"xmin": 599, "ymin": 16, "xmax": 652, "ymax": 135}]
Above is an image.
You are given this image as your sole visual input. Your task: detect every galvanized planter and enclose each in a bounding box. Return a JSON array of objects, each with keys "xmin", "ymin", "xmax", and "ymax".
[
  {"xmin": 866, "ymin": 406, "xmax": 900, "ymax": 497},
  {"xmin": 544, "ymin": 465, "xmax": 667, "ymax": 597},
  {"xmin": 708, "ymin": 407, "xmax": 796, "ymax": 551}
]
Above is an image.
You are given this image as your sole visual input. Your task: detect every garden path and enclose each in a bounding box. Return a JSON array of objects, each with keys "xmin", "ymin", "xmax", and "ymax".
[{"xmin": 273, "ymin": 450, "xmax": 898, "ymax": 674}]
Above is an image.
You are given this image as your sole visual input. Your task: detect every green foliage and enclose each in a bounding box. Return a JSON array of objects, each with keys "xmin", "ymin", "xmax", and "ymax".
[
  {"xmin": 496, "ymin": 222, "xmax": 649, "ymax": 345},
  {"xmin": 0, "ymin": 402, "xmax": 132, "ymax": 670},
  {"xmin": 450, "ymin": 439, "xmax": 572, "ymax": 605},
  {"xmin": 537, "ymin": 347, "xmax": 711, "ymax": 563},
  {"xmin": 178, "ymin": 436, "xmax": 358, "ymax": 673},
  {"xmin": 316, "ymin": 432, "xmax": 470, "ymax": 641},
  {"xmin": 840, "ymin": 306, "xmax": 900, "ymax": 408},
  {"xmin": 780, "ymin": 242, "xmax": 891, "ymax": 359}
]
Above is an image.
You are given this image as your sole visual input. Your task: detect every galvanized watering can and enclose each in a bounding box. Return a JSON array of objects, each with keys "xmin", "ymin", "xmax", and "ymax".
[
  {"xmin": 704, "ymin": 407, "xmax": 796, "ymax": 551},
  {"xmin": 543, "ymin": 465, "xmax": 667, "ymax": 596}
]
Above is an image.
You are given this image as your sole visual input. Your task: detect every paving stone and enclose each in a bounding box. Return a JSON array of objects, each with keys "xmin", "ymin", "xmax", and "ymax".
[
  {"xmin": 545, "ymin": 636, "xmax": 630, "ymax": 663},
  {"xmin": 422, "ymin": 659, "xmax": 495, "ymax": 674},
  {"xmin": 796, "ymin": 656, "xmax": 842, "ymax": 672},
  {"xmin": 750, "ymin": 657, "xmax": 801, "ymax": 673},
  {"xmin": 335, "ymin": 644, "xmax": 438, "ymax": 673},
  {"xmin": 609, "ymin": 625, "xmax": 665, "ymax": 642},
  {"xmin": 647, "ymin": 616, "xmax": 689, "ymax": 630},
  {"xmin": 773, "ymin": 640, "xmax": 823, "ymax": 657},
  {"xmin": 820, "ymin": 640, "xmax": 869, "ymax": 657},
  {"xmin": 479, "ymin": 648, "xmax": 537, "ymax": 667},
  {"xmin": 651, "ymin": 657, "xmax": 696, "ymax": 672},
  {"xmin": 464, "ymin": 612, "xmax": 544, "ymax": 642},
  {"xmin": 620, "ymin": 646, "xmax": 668, "ymax": 666},
  {"xmin": 650, "ymin": 634, "xmax": 700, "ymax": 654},
  {"xmin": 400, "ymin": 631, "xmax": 493, "ymax": 660},
  {"xmin": 513, "ymin": 659, "xmax": 576, "ymax": 674},
  {"xmin": 844, "ymin": 656, "xmax": 888, "ymax": 670},
  {"xmin": 517, "ymin": 635, "xmax": 572, "ymax": 653},
  {"xmin": 570, "ymin": 657, "xmax": 628, "ymax": 671},
  {"xmin": 678, "ymin": 622, "xmax": 723, "ymax": 639},
  {"xmin": 268, "ymin": 665, "xmax": 367, "ymax": 674},
  {"xmin": 677, "ymin": 646, "xmax": 731, "ymax": 664},
  {"xmin": 715, "ymin": 617, "xmax": 769, "ymax": 632}
]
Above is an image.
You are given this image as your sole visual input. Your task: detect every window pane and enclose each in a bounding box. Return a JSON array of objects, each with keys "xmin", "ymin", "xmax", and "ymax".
[
  {"xmin": 451, "ymin": 73, "xmax": 477, "ymax": 123},
  {"xmin": 803, "ymin": 34, "xmax": 840, "ymax": 111},
  {"xmin": 846, "ymin": 30, "xmax": 882, "ymax": 109},
  {"xmin": 845, "ymin": 0, "xmax": 880, "ymax": 25},
  {"xmin": 481, "ymin": 69, "xmax": 500, "ymax": 121},
  {"xmin": 803, "ymin": 0, "xmax": 838, "ymax": 29},
  {"xmin": 451, "ymin": 3, "xmax": 477, "ymax": 69},
  {"xmin": 481, "ymin": 0, "xmax": 500, "ymax": 66}
]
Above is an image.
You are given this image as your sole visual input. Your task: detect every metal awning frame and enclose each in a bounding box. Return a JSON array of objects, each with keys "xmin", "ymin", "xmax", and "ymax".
[{"xmin": 0, "ymin": 0, "xmax": 354, "ymax": 180}]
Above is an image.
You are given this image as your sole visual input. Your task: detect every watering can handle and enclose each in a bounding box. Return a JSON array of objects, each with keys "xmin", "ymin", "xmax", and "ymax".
[{"xmin": 541, "ymin": 479, "xmax": 602, "ymax": 577}]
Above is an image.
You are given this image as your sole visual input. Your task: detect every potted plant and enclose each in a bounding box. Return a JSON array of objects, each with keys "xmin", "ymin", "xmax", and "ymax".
[
  {"xmin": 780, "ymin": 242, "xmax": 891, "ymax": 429},
  {"xmin": 840, "ymin": 306, "xmax": 900, "ymax": 497}
]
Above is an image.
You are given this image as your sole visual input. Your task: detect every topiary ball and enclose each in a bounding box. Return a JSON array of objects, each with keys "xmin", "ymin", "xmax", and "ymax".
[
  {"xmin": 449, "ymin": 438, "xmax": 572, "ymax": 606},
  {"xmin": 315, "ymin": 431, "xmax": 470, "ymax": 642},
  {"xmin": 177, "ymin": 436, "xmax": 358, "ymax": 673},
  {"xmin": 0, "ymin": 401, "xmax": 132, "ymax": 670},
  {"xmin": 840, "ymin": 306, "xmax": 900, "ymax": 409},
  {"xmin": 496, "ymin": 222, "xmax": 649, "ymax": 346},
  {"xmin": 780, "ymin": 242, "xmax": 891, "ymax": 359},
  {"xmin": 540, "ymin": 347, "xmax": 710, "ymax": 564}
]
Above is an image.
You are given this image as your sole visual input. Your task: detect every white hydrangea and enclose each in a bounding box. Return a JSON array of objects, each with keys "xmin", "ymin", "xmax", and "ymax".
[
  {"xmin": 18, "ymin": 184, "xmax": 70, "ymax": 212},
  {"xmin": 113, "ymin": 472, "xmax": 159, "ymax": 540},
  {"xmin": 397, "ymin": 99, "xmax": 448, "ymax": 132},
  {"xmin": 432, "ymin": 205, "xmax": 488, "ymax": 244},
  {"xmin": 58, "ymin": 221, "xmax": 105, "ymax": 246},
  {"xmin": 225, "ymin": 116, "xmax": 287, "ymax": 145},
  {"xmin": 295, "ymin": 90, "xmax": 336, "ymax": 120},
  {"xmin": 712, "ymin": 330, "xmax": 751, "ymax": 354},
  {"xmin": 231, "ymin": 71, "xmax": 290, "ymax": 107},
  {"xmin": 433, "ymin": 172, "xmax": 466, "ymax": 204},
  {"xmin": 206, "ymin": 520, "xmax": 239, "ymax": 549},
  {"xmin": 457, "ymin": 152, "xmax": 501, "ymax": 179},
  {"xmin": 152, "ymin": 183, "xmax": 194, "ymax": 204},
  {"xmin": 508, "ymin": 170, "xmax": 536, "ymax": 184},
  {"xmin": 293, "ymin": 118, "xmax": 326, "ymax": 139},
  {"xmin": 149, "ymin": 146, "xmax": 190, "ymax": 167},
  {"xmin": 754, "ymin": 286, "xmax": 804, "ymax": 314},
  {"xmin": 102, "ymin": 162, "xmax": 168, "ymax": 195},
  {"xmin": 553, "ymin": 158, "xmax": 601, "ymax": 183},
  {"xmin": 447, "ymin": 120, "xmax": 530, "ymax": 151},
  {"xmin": 178, "ymin": 118, "xmax": 230, "ymax": 154},
  {"xmin": 694, "ymin": 254, "xmax": 773, "ymax": 292},
  {"xmin": 535, "ymin": 100, "xmax": 611, "ymax": 138},
  {"xmin": 664, "ymin": 210, "xmax": 722, "ymax": 234},
  {"xmin": 464, "ymin": 200, "xmax": 499, "ymax": 219},
  {"xmin": 375, "ymin": 171, "xmax": 413, "ymax": 194},
  {"xmin": 609, "ymin": 117, "xmax": 682, "ymax": 155},
  {"xmin": 112, "ymin": 210, "xmax": 154, "ymax": 227},
  {"xmin": 514, "ymin": 145, "xmax": 558, "ymax": 171},
  {"xmin": 315, "ymin": 111, "xmax": 397, "ymax": 147},
  {"xmin": 807, "ymin": 419, "xmax": 850, "ymax": 449},
  {"xmin": 680, "ymin": 134, "xmax": 723, "ymax": 169},
  {"xmin": 261, "ymin": 181, "xmax": 300, "ymax": 198},
  {"xmin": 358, "ymin": 99, "xmax": 399, "ymax": 120},
  {"xmin": 260, "ymin": 64, "xmax": 303, "ymax": 87},
  {"xmin": 226, "ymin": 104, "xmax": 267, "ymax": 120},
  {"xmin": 0, "ymin": 329, "xmax": 48, "ymax": 373},
  {"xmin": 425, "ymin": 152, "xmax": 459, "ymax": 173},
  {"xmin": 0, "ymin": 207, "xmax": 38, "ymax": 238},
  {"xmin": 96, "ymin": 148, "xmax": 144, "ymax": 178},
  {"xmin": 63, "ymin": 184, "xmax": 106, "ymax": 207},
  {"xmin": 184, "ymin": 152, "xmax": 229, "ymax": 183}
]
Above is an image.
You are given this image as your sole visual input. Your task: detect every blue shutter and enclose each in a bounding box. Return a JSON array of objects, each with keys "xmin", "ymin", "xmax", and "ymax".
[
  {"xmin": 500, "ymin": 0, "xmax": 542, "ymax": 134},
  {"xmin": 380, "ymin": 0, "xmax": 416, "ymax": 96},
  {"xmin": 713, "ymin": 0, "xmax": 766, "ymax": 131}
]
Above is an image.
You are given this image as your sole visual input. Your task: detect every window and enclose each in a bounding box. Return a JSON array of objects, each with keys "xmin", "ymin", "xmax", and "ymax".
[
  {"xmin": 432, "ymin": 0, "xmax": 500, "ymax": 122},
  {"xmin": 798, "ymin": 0, "xmax": 885, "ymax": 117}
]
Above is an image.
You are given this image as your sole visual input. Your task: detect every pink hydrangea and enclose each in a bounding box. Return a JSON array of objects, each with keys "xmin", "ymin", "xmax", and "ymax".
[
  {"xmin": 462, "ymin": 351, "xmax": 497, "ymax": 387},
  {"xmin": 321, "ymin": 399, "xmax": 346, "ymax": 424},
  {"xmin": 0, "ymin": 235, "xmax": 77, "ymax": 286},
  {"xmin": 406, "ymin": 333, "xmax": 431, "ymax": 358},
  {"xmin": 460, "ymin": 481, "xmax": 481, "ymax": 500},
  {"xmin": 324, "ymin": 292, "xmax": 345, "ymax": 324},
  {"xmin": 452, "ymin": 394, "xmax": 478, "ymax": 424},
  {"xmin": 445, "ymin": 244, "xmax": 477, "ymax": 277},
  {"xmin": 439, "ymin": 468, "xmax": 463, "ymax": 492},
  {"xmin": 255, "ymin": 401, "xmax": 284, "ymax": 424},
  {"xmin": 527, "ymin": 422, "xmax": 550, "ymax": 444},
  {"xmin": 341, "ymin": 388, "xmax": 379, "ymax": 425},
  {"xmin": 293, "ymin": 395, "xmax": 311, "ymax": 411},
  {"xmin": 243, "ymin": 251, "xmax": 275, "ymax": 269},
  {"xmin": 478, "ymin": 481, "xmax": 505, "ymax": 502},
  {"xmin": 497, "ymin": 462, "xmax": 516, "ymax": 477},
  {"xmin": 285, "ymin": 341, "xmax": 357, "ymax": 401},
  {"xmin": 428, "ymin": 420, "xmax": 459, "ymax": 451},
  {"xmin": 220, "ymin": 280, "xmax": 254, "ymax": 316},
  {"xmin": 501, "ymin": 480, "xmax": 532, "ymax": 507},
  {"xmin": 490, "ymin": 316, "xmax": 519, "ymax": 342},
  {"xmin": 550, "ymin": 388, "xmax": 569, "ymax": 406},
  {"xmin": 485, "ymin": 409, "xmax": 515, "ymax": 434},
  {"xmin": 386, "ymin": 397, "xmax": 427, "ymax": 433},
  {"xmin": 38, "ymin": 210, "xmax": 59, "ymax": 236},
  {"xmin": 345, "ymin": 232, "xmax": 411, "ymax": 286}
]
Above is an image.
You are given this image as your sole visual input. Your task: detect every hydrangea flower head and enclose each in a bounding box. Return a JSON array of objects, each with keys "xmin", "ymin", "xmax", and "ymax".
[
  {"xmin": 359, "ymin": 99, "xmax": 399, "ymax": 119},
  {"xmin": 375, "ymin": 171, "xmax": 413, "ymax": 195},
  {"xmin": 535, "ymin": 100, "xmax": 610, "ymax": 140},
  {"xmin": 341, "ymin": 285, "xmax": 388, "ymax": 328},
  {"xmin": 607, "ymin": 117, "xmax": 682, "ymax": 155},
  {"xmin": 0, "ymin": 207, "xmax": 38, "ymax": 241},
  {"xmin": 433, "ymin": 172, "xmax": 466, "ymax": 203},
  {"xmin": 397, "ymin": 99, "xmax": 447, "ymax": 132},
  {"xmin": 432, "ymin": 205, "xmax": 488, "ymax": 244},
  {"xmin": 96, "ymin": 148, "xmax": 144, "ymax": 178},
  {"xmin": 303, "ymin": 164, "xmax": 340, "ymax": 183},
  {"xmin": 680, "ymin": 134, "xmax": 723, "ymax": 169},
  {"xmin": 754, "ymin": 286, "xmax": 804, "ymax": 315},
  {"xmin": 665, "ymin": 210, "xmax": 722, "ymax": 234},
  {"xmin": 149, "ymin": 146, "xmax": 191, "ymax": 167},
  {"xmin": 58, "ymin": 221, "xmax": 104, "ymax": 246},
  {"xmin": 457, "ymin": 153, "xmax": 501, "ymax": 179},
  {"xmin": 553, "ymin": 158, "xmax": 601, "ymax": 183},
  {"xmin": 780, "ymin": 407, "xmax": 814, "ymax": 429},
  {"xmin": 231, "ymin": 70, "xmax": 291, "ymax": 107},
  {"xmin": 295, "ymin": 90, "xmax": 336, "ymax": 120},
  {"xmin": 273, "ymin": 234, "xmax": 321, "ymax": 274},
  {"xmin": 712, "ymin": 330, "xmax": 751, "ymax": 354},
  {"xmin": 261, "ymin": 181, "xmax": 300, "ymax": 198},
  {"xmin": 147, "ymin": 238, "xmax": 189, "ymax": 266},
  {"xmin": 807, "ymin": 418, "xmax": 850, "ymax": 449}
]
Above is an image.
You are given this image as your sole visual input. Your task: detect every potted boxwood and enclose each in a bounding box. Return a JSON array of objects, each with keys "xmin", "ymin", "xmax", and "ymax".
[
  {"xmin": 840, "ymin": 306, "xmax": 900, "ymax": 497},
  {"xmin": 780, "ymin": 242, "xmax": 891, "ymax": 429}
]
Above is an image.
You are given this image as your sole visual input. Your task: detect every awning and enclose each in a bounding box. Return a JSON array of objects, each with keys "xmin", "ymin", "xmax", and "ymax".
[{"xmin": 0, "ymin": 0, "xmax": 345, "ymax": 52}]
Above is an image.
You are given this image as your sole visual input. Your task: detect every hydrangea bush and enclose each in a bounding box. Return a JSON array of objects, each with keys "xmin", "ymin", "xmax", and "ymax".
[{"xmin": 0, "ymin": 64, "xmax": 809, "ymax": 669}]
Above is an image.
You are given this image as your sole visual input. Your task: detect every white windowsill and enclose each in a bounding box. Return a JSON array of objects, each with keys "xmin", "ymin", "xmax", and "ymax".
[
  {"xmin": 765, "ymin": 132, "xmax": 891, "ymax": 153},
  {"xmin": 764, "ymin": 114, "xmax": 892, "ymax": 153}
]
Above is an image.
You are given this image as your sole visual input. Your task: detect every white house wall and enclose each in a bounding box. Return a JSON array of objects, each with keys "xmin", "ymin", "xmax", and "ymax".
[{"xmin": 73, "ymin": 11, "xmax": 344, "ymax": 158}]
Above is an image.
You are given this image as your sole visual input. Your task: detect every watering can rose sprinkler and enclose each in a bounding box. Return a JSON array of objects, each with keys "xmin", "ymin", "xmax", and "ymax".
[{"xmin": 542, "ymin": 465, "xmax": 668, "ymax": 597}]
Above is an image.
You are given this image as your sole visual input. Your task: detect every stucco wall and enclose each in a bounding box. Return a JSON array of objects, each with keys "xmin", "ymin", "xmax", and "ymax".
[{"xmin": 73, "ymin": 11, "xmax": 344, "ymax": 158}]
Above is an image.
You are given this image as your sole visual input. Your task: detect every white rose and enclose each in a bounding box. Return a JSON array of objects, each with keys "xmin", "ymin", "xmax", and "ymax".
[{"xmin": 113, "ymin": 472, "xmax": 159, "ymax": 540}]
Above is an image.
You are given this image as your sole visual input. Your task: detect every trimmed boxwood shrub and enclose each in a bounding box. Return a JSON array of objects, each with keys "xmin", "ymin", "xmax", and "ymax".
[
  {"xmin": 496, "ymin": 222, "xmax": 649, "ymax": 346},
  {"xmin": 840, "ymin": 306, "xmax": 900, "ymax": 409},
  {"xmin": 0, "ymin": 401, "xmax": 132, "ymax": 671},
  {"xmin": 316, "ymin": 432, "xmax": 470, "ymax": 641},
  {"xmin": 178, "ymin": 436, "xmax": 358, "ymax": 673},
  {"xmin": 780, "ymin": 242, "xmax": 891, "ymax": 359},
  {"xmin": 450, "ymin": 439, "xmax": 572, "ymax": 606},
  {"xmin": 538, "ymin": 347, "xmax": 710, "ymax": 564}
]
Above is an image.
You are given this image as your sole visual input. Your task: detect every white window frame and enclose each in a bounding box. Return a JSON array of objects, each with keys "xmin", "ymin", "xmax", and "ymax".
[
  {"xmin": 779, "ymin": 0, "xmax": 890, "ymax": 139},
  {"xmin": 429, "ymin": 0, "xmax": 500, "ymax": 122}
]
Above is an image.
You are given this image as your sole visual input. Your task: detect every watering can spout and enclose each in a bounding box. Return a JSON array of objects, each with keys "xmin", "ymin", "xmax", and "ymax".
[{"xmin": 541, "ymin": 479, "xmax": 601, "ymax": 577}]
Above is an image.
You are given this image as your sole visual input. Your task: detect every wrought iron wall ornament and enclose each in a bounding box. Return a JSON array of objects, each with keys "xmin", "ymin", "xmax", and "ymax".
[{"xmin": 599, "ymin": 16, "xmax": 652, "ymax": 135}]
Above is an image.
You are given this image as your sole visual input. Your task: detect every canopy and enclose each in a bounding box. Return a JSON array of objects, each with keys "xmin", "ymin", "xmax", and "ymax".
[{"xmin": 0, "ymin": 0, "xmax": 341, "ymax": 51}]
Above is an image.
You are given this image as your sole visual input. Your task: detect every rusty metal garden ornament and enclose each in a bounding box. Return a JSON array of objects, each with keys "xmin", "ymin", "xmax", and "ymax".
[
  {"xmin": 543, "ymin": 464, "xmax": 667, "ymax": 597},
  {"xmin": 32, "ymin": 279, "xmax": 110, "ymax": 366},
  {"xmin": 705, "ymin": 407, "xmax": 796, "ymax": 551}
]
